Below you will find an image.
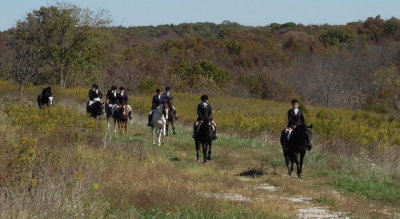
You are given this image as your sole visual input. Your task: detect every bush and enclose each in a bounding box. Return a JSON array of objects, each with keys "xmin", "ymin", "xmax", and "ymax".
[{"xmin": 138, "ymin": 78, "xmax": 159, "ymax": 94}]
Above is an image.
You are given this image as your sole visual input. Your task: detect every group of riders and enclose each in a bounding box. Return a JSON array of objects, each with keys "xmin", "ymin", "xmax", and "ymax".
[
  {"xmin": 39, "ymin": 85, "xmax": 312, "ymax": 147},
  {"xmin": 86, "ymin": 84, "xmax": 132, "ymax": 120}
]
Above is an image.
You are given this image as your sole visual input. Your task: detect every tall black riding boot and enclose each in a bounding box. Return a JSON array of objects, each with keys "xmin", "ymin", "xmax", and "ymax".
[
  {"xmin": 147, "ymin": 114, "xmax": 152, "ymax": 127},
  {"xmin": 192, "ymin": 124, "xmax": 197, "ymax": 139}
]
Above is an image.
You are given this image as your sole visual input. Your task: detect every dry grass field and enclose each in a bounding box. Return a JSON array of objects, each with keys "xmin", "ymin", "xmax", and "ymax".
[{"xmin": 0, "ymin": 81, "xmax": 399, "ymax": 218}]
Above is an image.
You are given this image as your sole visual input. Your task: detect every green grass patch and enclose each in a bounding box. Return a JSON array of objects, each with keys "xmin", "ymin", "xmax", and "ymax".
[{"xmin": 329, "ymin": 175, "xmax": 400, "ymax": 202}]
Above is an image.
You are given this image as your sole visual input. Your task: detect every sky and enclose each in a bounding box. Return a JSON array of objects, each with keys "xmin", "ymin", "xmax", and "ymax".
[{"xmin": 1, "ymin": 0, "xmax": 399, "ymax": 31}]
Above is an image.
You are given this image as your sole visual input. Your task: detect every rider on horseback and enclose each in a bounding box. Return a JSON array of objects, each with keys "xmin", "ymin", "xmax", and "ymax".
[
  {"xmin": 106, "ymin": 85, "xmax": 118, "ymax": 117},
  {"xmin": 117, "ymin": 87, "xmax": 132, "ymax": 120},
  {"xmin": 147, "ymin": 88, "xmax": 165, "ymax": 127},
  {"xmin": 282, "ymin": 99, "xmax": 312, "ymax": 150},
  {"xmin": 87, "ymin": 84, "xmax": 103, "ymax": 112},
  {"xmin": 163, "ymin": 86, "xmax": 178, "ymax": 120},
  {"xmin": 193, "ymin": 95, "xmax": 217, "ymax": 140}
]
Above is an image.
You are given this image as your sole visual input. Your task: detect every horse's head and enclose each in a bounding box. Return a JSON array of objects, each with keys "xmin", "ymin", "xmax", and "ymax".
[{"xmin": 163, "ymin": 103, "xmax": 169, "ymax": 120}]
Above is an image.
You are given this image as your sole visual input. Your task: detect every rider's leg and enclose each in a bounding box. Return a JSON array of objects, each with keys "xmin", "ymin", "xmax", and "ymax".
[
  {"xmin": 192, "ymin": 121, "xmax": 199, "ymax": 138},
  {"xmin": 211, "ymin": 121, "xmax": 218, "ymax": 140},
  {"xmin": 306, "ymin": 134, "xmax": 312, "ymax": 150},
  {"xmin": 172, "ymin": 106, "xmax": 178, "ymax": 120},
  {"xmin": 127, "ymin": 104, "xmax": 132, "ymax": 120},
  {"xmin": 148, "ymin": 110, "xmax": 153, "ymax": 127}
]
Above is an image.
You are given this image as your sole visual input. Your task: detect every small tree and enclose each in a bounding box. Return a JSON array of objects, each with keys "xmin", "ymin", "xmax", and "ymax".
[{"xmin": 9, "ymin": 3, "xmax": 111, "ymax": 87}]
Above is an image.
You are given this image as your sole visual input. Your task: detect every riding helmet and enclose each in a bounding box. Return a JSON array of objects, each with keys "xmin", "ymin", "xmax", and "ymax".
[
  {"xmin": 156, "ymin": 88, "xmax": 161, "ymax": 93},
  {"xmin": 291, "ymin": 99, "xmax": 299, "ymax": 104},
  {"xmin": 165, "ymin": 86, "xmax": 171, "ymax": 91},
  {"xmin": 201, "ymin": 94, "xmax": 209, "ymax": 101}
]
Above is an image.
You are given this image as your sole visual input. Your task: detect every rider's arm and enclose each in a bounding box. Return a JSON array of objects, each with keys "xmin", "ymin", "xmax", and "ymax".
[
  {"xmin": 197, "ymin": 104, "xmax": 204, "ymax": 121},
  {"xmin": 288, "ymin": 110, "xmax": 295, "ymax": 128}
]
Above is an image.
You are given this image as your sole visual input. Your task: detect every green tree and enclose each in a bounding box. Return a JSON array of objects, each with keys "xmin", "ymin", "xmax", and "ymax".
[
  {"xmin": 9, "ymin": 3, "xmax": 111, "ymax": 87},
  {"xmin": 319, "ymin": 26, "xmax": 357, "ymax": 46}
]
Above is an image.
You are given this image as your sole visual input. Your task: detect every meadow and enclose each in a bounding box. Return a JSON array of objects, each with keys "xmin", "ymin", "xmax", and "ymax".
[{"xmin": 0, "ymin": 81, "xmax": 399, "ymax": 218}]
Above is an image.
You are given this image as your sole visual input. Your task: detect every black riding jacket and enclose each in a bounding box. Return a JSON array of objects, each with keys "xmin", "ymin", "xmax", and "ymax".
[
  {"xmin": 117, "ymin": 92, "xmax": 129, "ymax": 105},
  {"xmin": 106, "ymin": 90, "xmax": 118, "ymax": 105},
  {"xmin": 152, "ymin": 94, "xmax": 165, "ymax": 110},
  {"xmin": 287, "ymin": 108, "xmax": 306, "ymax": 128},
  {"xmin": 197, "ymin": 102, "xmax": 213, "ymax": 122}
]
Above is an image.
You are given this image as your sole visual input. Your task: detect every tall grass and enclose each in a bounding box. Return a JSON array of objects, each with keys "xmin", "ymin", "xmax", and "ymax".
[{"xmin": 0, "ymin": 80, "xmax": 399, "ymax": 217}]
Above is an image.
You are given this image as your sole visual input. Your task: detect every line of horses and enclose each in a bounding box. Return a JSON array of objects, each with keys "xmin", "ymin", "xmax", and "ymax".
[{"xmin": 37, "ymin": 92, "xmax": 312, "ymax": 176}]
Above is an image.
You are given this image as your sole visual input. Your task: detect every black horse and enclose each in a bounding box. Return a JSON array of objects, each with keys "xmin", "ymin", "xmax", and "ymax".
[
  {"xmin": 280, "ymin": 125, "xmax": 313, "ymax": 177},
  {"xmin": 88, "ymin": 101, "xmax": 105, "ymax": 120},
  {"xmin": 195, "ymin": 121, "xmax": 214, "ymax": 163},
  {"xmin": 37, "ymin": 87, "xmax": 53, "ymax": 108}
]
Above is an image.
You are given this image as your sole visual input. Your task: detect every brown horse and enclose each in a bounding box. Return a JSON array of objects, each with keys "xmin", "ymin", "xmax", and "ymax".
[
  {"xmin": 114, "ymin": 105, "xmax": 130, "ymax": 134},
  {"xmin": 166, "ymin": 101, "xmax": 176, "ymax": 136}
]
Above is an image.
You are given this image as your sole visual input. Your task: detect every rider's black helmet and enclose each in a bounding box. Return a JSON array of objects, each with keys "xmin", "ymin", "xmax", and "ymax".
[
  {"xmin": 291, "ymin": 99, "xmax": 299, "ymax": 104},
  {"xmin": 165, "ymin": 86, "xmax": 170, "ymax": 91},
  {"xmin": 156, "ymin": 88, "xmax": 161, "ymax": 93},
  {"xmin": 111, "ymin": 85, "xmax": 117, "ymax": 90},
  {"xmin": 92, "ymin": 84, "xmax": 96, "ymax": 88},
  {"xmin": 120, "ymin": 87, "xmax": 124, "ymax": 90},
  {"xmin": 94, "ymin": 84, "xmax": 99, "ymax": 89},
  {"xmin": 201, "ymin": 94, "xmax": 209, "ymax": 101}
]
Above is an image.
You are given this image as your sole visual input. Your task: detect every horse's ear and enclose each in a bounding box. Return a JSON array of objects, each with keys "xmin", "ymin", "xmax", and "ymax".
[{"xmin": 308, "ymin": 124, "xmax": 313, "ymax": 129}]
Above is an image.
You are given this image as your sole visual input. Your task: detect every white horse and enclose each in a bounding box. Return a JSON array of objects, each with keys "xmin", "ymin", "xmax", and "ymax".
[{"xmin": 151, "ymin": 104, "xmax": 168, "ymax": 146}]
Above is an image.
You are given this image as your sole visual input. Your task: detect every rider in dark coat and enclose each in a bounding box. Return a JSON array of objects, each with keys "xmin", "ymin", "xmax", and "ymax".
[
  {"xmin": 41, "ymin": 87, "xmax": 52, "ymax": 97},
  {"xmin": 117, "ymin": 87, "xmax": 132, "ymax": 120},
  {"xmin": 163, "ymin": 86, "xmax": 178, "ymax": 120},
  {"xmin": 106, "ymin": 85, "xmax": 118, "ymax": 117},
  {"xmin": 283, "ymin": 99, "xmax": 312, "ymax": 150},
  {"xmin": 193, "ymin": 94, "xmax": 217, "ymax": 140},
  {"xmin": 106, "ymin": 85, "xmax": 118, "ymax": 105},
  {"xmin": 148, "ymin": 88, "xmax": 165, "ymax": 126}
]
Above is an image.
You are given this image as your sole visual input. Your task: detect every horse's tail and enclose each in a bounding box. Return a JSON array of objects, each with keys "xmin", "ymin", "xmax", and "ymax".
[{"xmin": 37, "ymin": 94, "xmax": 42, "ymax": 107}]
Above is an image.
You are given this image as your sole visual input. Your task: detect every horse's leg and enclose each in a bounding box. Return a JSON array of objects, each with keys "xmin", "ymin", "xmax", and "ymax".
[
  {"xmin": 298, "ymin": 151, "xmax": 305, "ymax": 178},
  {"xmin": 114, "ymin": 118, "xmax": 117, "ymax": 133},
  {"xmin": 172, "ymin": 119, "xmax": 176, "ymax": 135},
  {"xmin": 283, "ymin": 150, "xmax": 291, "ymax": 176},
  {"xmin": 158, "ymin": 128, "xmax": 162, "ymax": 146},
  {"xmin": 202, "ymin": 142, "xmax": 208, "ymax": 163},
  {"xmin": 289, "ymin": 153, "xmax": 295, "ymax": 175},
  {"xmin": 124, "ymin": 121, "xmax": 127, "ymax": 134},
  {"xmin": 207, "ymin": 140, "xmax": 212, "ymax": 161},
  {"xmin": 293, "ymin": 153, "xmax": 301, "ymax": 178},
  {"xmin": 166, "ymin": 121, "xmax": 169, "ymax": 136},
  {"xmin": 152, "ymin": 127, "xmax": 156, "ymax": 145},
  {"xmin": 195, "ymin": 139, "xmax": 200, "ymax": 162}
]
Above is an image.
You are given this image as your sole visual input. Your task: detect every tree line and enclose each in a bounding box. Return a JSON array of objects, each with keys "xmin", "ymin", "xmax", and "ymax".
[{"xmin": 0, "ymin": 3, "xmax": 400, "ymax": 113}]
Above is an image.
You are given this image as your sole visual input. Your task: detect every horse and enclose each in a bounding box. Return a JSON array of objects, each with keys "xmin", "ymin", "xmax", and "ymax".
[
  {"xmin": 114, "ymin": 104, "xmax": 129, "ymax": 134},
  {"xmin": 280, "ymin": 125, "xmax": 313, "ymax": 177},
  {"xmin": 166, "ymin": 101, "xmax": 176, "ymax": 136},
  {"xmin": 88, "ymin": 101, "xmax": 105, "ymax": 120},
  {"xmin": 105, "ymin": 103, "xmax": 116, "ymax": 129},
  {"xmin": 37, "ymin": 91, "xmax": 53, "ymax": 108},
  {"xmin": 151, "ymin": 104, "xmax": 168, "ymax": 146},
  {"xmin": 195, "ymin": 121, "xmax": 213, "ymax": 163}
]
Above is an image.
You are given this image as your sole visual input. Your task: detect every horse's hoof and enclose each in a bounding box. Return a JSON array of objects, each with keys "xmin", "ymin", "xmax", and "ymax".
[
  {"xmin": 297, "ymin": 174, "xmax": 302, "ymax": 178},
  {"xmin": 288, "ymin": 172, "xmax": 292, "ymax": 176},
  {"xmin": 173, "ymin": 132, "xmax": 176, "ymax": 135}
]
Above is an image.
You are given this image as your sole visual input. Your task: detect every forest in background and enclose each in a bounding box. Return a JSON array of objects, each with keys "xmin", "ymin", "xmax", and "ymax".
[{"xmin": 0, "ymin": 4, "xmax": 400, "ymax": 112}]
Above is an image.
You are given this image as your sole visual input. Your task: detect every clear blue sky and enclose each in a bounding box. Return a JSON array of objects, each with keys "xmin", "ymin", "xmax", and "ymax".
[{"xmin": 1, "ymin": 0, "xmax": 399, "ymax": 31}]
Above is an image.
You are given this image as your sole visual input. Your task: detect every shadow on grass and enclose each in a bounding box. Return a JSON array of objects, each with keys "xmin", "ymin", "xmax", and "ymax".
[{"xmin": 237, "ymin": 168, "xmax": 266, "ymax": 178}]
